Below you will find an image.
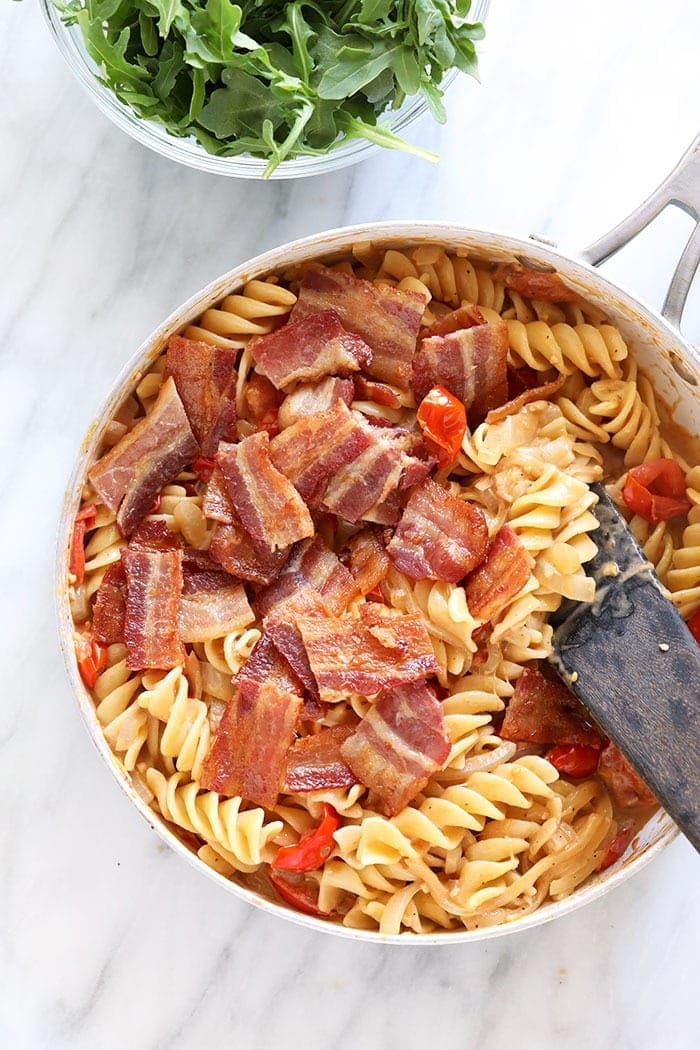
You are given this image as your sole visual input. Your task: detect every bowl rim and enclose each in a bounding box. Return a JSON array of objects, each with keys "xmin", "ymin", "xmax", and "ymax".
[
  {"xmin": 57, "ymin": 219, "xmax": 691, "ymax": 945},
  {"xmin": 40, "ymin": 0, "xmax": 489, "ymax": 180}
]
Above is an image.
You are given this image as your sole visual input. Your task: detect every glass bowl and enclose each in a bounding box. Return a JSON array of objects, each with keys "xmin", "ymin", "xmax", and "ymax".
[{"xmin": 41, "ymin": 1, "xmax": 489, "ymax": 180}]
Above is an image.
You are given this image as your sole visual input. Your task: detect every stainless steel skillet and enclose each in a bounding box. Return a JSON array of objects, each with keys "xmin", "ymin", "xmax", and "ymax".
[{"xmin": 56, "ymin": 136, "xmax": 700, "ymax": 943}]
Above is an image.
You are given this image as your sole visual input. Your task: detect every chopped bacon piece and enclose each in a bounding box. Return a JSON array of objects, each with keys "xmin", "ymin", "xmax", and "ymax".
[
  {"xmin": 200, "ymin": 680, "xmax": 302, "ymax": 807},
  {"xmin": 296, "ymin": 609, "xmax": 438, "ymax": 703},
  {"xmin": 497, "ymin": 264, "xmax": 579, "ymax": 303},
  {"xmin": 277, "ymin": 536, "xmax": 359, "ymax": 616},
  {"xmin": 89, "ymin": 377, "xmax": 199, "ymax": 536},
  {"xmin": 122, "ymin": 548, "xmax": 185, "ymax": 670},
  {"xmin": 178, "ymin": 579, "xmax": 254, "ymax": 644},
  {"xmin": 413, "ymin": 319, "xmax": 509, "ymax": 422},
  {"xmin": 465, "ymin": 525, "xmax": 533, "ymax": 620},
  {"xmin": 421, "ymin": 304, "xmax": 485, "ymax": 338},
  {"xmin": 244, "ymin": 372, "xmax": 283, "ymax": 435},
  {"xmin": 264, "ymin": 589, "xmax": 333, "ymax": 700},
  {"xmin": 254, "ymin": 570, "xmax": 307, "ymax": 619},
  {"xmin": 270, "ymin": 399, "xmax": 373, "ymax": 505},
  {"xmin": 486, "ymin": 375, "xmax": 566, "ymax": 424},
  {"xmin": 235, "ymin": 634, "xmax": 303, "ymax": 697},
  {"xmin": 353, "ymin": 376, "xmax": 402, "ymax": 408},
  {"xmin": 345, "ymin": 527, "xmax": 390, "ymax": 596},
  {"xmin": 192, "ymin": 456, "xmax": 216, "ymax": 483},
  {"xmin": 217, "ymin": 433, "xmax": 314, "ymax": 552},
  {"xmin": 129, "ymin": 520, "xmax": 182, "ymax": 552},
  {"xmin": 292, "ymin": 265, "xmax": 425, "ymax": 389},
  {"xmin": 500, "ymin": 668, "xmax": 601, "ymax": 748},
  {"xmin": 209, "ymin": 519, "xmax": 288, "ymax": 586},
  {"xmin": 597, "ymin": 742, "xmax": 655, "ymax": 808},
  {"xmin": 340, "ymin": 681, "xmax": 450, "ymax": 816},
  {"xmin": 250, "ymin": 310, "xmax": 372, "ymax": 390},
  {"xmin": 202, "ymin": 466, "xmax": 234, "ymax": 523},
  {"xmin": 283, "ymin": 727, "xmax": 358, "ymax": 792},
  {"xmin": 387, "ymin": 479, "xmax": 488, "ymax": 582},
  {"xmin": 93, "ymin": 561, "xmax": 127, "ymax": 644},
  {"xmin": 301, "ymin": 695, "xmax": 329, "ymax": 722},
  {"xmin": 166, "ymin": 335, "xmax": 237, "ymax": 455},
  {"xmin": 278, "ymin": 376, "xmax": 354, "ymax": 429}
]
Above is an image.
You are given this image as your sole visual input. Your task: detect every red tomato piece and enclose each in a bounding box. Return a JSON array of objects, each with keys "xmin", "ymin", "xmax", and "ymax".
[
  {"xmin": 192, "ymin": 456, "xmax": 216, "ymax": 483},
  {"xmin": 273, "ymin": 804, "xmax": 340, "ymax": 873},
  {"xmin": 269, "ymin": 871, "xmax": 330, "ymax": 917},
  {"xmin": 687, "ymin": 608, "xmax": 700, "ymax": 644},
  {"xmin": 622, "ymin": 459, "xmax": 690, "ymax": 523},
  {"xmin": 147, "ymin": 493, "xmax": 162, "ymax": 515},
  {"xmin": 596, "ymin": 824, "xmax": 635, "ymax": 873},
  {"xmin": 416, "ymin": 386, "xmax": 467, "ymax": 467},
  {"xmin": 69, "ymin": 504, "xmax": 97, "ymax": 586},
  {"xmin": 546, "ymin": 743, "xmax": 601, "ymax": 779},
  {"xmin": 75, "ymin": 630, "xmax": 108, "ymax": 689}
]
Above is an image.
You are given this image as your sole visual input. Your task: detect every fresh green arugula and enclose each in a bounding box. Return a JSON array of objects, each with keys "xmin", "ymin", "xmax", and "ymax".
[{"xmin": 54, "ymin": 0, "xmax": 484, "ymax": 175}]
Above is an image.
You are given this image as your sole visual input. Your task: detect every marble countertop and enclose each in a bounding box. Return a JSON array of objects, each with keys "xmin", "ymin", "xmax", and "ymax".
[{"xmin": 2, "ymin": 1, "xmax": 699, "ymax": 1047}]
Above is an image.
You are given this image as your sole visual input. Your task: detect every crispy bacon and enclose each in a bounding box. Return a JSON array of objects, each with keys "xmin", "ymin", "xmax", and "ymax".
[
  {"xmin": 497, "ymin": 264, "xmax": 578, "ymax": 303},
  {"xmin": 340, "ymin": 681, "xmax": 450, "ymax": 816},
  {"xmin": 284, "ymin": 536, "xmax": 359, "ymax": 616},
  {"xmin": 387, "ymin": 479, "xmax": 488, "ymax": 582},
  {"xmin": 129, "ymin": 520, "xmax": 182, "ymax": 552},
  {"xmin": 296, "ymin": 609, "xmax": 438, "ymax": 703},
  {"xmin": 178, "ymin": 578, "xmax": 254, "ymax": 644},
  {"xmin": 500, "ymin": 669, "xmax": 601, "ymax": 748},
  {"xmin": 421, "ymin": 304, "xmax": 485, "ymax": 338},
  {"xmin": 235, "ymin": 634, "xmax": 303, "ymax": 697},
  {"xmin": 353, "ymin": 376, "xmax": 402, "ymax": 408},
  {"xmin": 413, "ymin": 320, "xmax": 509, "ymax": 421},
  {"xmin": 200, "ymin": 680, "xmax": 302, "ymax": 807},
  {"xmin": 202, "ymin": 466, "xmax": 234, "ymax": 523},
  {"xmin": 217, "ymin": 433, "xmax": 314, "ymax": 552},
  {"xmin": 597, "ymin": 742, "xmax": 655, "ymax": 808},
  {"xmin": 345, "ymin": 527, "xmax": 390, "ymax": 596},
  {"xmin": 486, "ymin": 375, "xmax": 566, "ymax": 424},
  {"xmin": 89, "ymin": 377, "xmax": 199, "ymax": 536},
  {"xmin": 321, "ymin": 421, "xmax": 432, "ymax": 525},
  {"xmin": 465, "ymin": 525, "xmax": 533, "ymax": 620},
  {"xmin": 122, "ymin": 548, "xmax": 184, "ymax": 670},
  {"xmin": 278, "ymin": 377, "xmax": 354, "ymax": 429},
  {"xmin": 283, "ymin": 727, "xmax": 358, "ymax": 792},
  {"xmin": 93, "ymin": 561, "xmax": 127, "ymax": 644},
  {"xmin": 166, "ymin": 335, "xmax": 237, "ymax": 455},
  {"xmin": 264, "ymin": 589, "xmax": 333, "ymax": 699},
  {"xmin": 292, "ymin": 265, "xmax": 425, "ymax": 389},
  {"xmin": 208, "ymin": 519, "xmax": 287, "ymax": 586},
  {"xmin": 270, "ymin": 399, "xmax": 373, "ymax": 505},
  {"xmin": 250, "ymin": 310, "xmax": 372, "ymax": 390}
]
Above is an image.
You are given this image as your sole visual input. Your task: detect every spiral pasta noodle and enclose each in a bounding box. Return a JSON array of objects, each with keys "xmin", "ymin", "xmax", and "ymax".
[
  {"xmin": 668, "ymin": 465, "xmax": 700, "ymax": 618},
  {"xmin": 184, "ymin": 279, "xmax": 297, "ymax": 349}
]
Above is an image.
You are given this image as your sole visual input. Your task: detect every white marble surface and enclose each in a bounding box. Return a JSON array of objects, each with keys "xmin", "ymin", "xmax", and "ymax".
[{"xmin": 2, "ymin": 1, "xmax": 699, "ymax": 1047}]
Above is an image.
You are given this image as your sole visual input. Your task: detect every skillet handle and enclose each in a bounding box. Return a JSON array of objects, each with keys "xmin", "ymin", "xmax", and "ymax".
[{"xmin": 580, "ymin": 133, "xmax": 700, "ymax": 330}]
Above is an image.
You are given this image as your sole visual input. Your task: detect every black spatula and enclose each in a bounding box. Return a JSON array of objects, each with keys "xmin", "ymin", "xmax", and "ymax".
[{"xmin": 549, "ymin": 483, "xmax": 700, "ymax": 851}]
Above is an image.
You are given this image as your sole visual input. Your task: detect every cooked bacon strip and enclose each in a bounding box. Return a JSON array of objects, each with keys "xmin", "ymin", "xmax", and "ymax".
[
  {"xmin": 345, "ymin": 527, "xmax": 390, "ymax": 596},
  {"xmin": 292, "ymin": 265, "xmax": 425, "ymax": 389},
  {"xmin": 217, "ymin": 433, "xmax": 314, "ymax": 552},
  {"xmin": 413, "ymin": 320, "xmax": 509, "ymax": 421},
  {"xmin": 597, "ymin": 743, "xmax": 655, "ymax": 807},
  {"xmin": 421, "ymin": 304, "xmax": 484, "ymax": 338},
  {"xmin": 264, "ymin": 589, "xmax": 333, "ymax": 699},
  {"xmin": 167, "ymin": 335, "xmax": 237, "ymax": 455},
  {"xmin": 209, "ymin": 519, "xmax": 287, "ymax": 586},
  {"xmin": 89, "ymin": 377, "xmax": 199, "ymax": 536},
  {"xmin": 93, "ymin": 562, "xmax": 127, "ymax": 644},
  {"xmin": 296, "ymin": 609, "xmax": 438, "ymax": 703},
  {"xmin": 284, "ymin": 727, "xmax": 358, "ymax": 792},
  {"xmin": 178, "ymin": 578, "xmax": 254, "ymax": 644},
  {"xmin": 278, "ymin": 376, "xmax": 354, "ymax": 429},
  {"xmin": 465, "ymin": 525, "xmax": 533, "ymax": 620},
  {"xmin": 353, "ymin": 376, "xmax": 402, "ymax": 408},
  {"xmin": 497, "ymin": 264, "xmax": 578, "ymax": 303},
  {"xmin": 500, "ymin": 669, "xmax": 601, "ymax": 748},
  {"xmin": 250, "ymin": 310, "xmax": 372, "ymax": 390},
  {"xmin": 202, "ymin": 466, "xmax": 234, "ymax": 523},
  {"xmin": 387, "ymin": 479, "xmax": 488, "ymax": 582},
  {"xmin": 200, "ymin": 680, "xmax": 302, "ymax": 807},
  {"xmin": 486, "ymin": 375, "xmax": 566, "ymax": 424},
  {"xmin": 322, "ymin": 421, "xmax": 432, "ymax": 525},
  {"xmin": 122, "ymin": 548, "xmax": 184, "ymax": 670},
  {"xmin": 286, "ymin": 536, "xmax": 359, "ymax": 616},
  {"xmin": 235, "ymin": 634, "xmax": 303, "ymax": 697},
  {"xmin": 340, "ymin": 681, "xmax": 450, "ymax": 816},
  {"xmin": 129, "ymin": 520, "xmax": 182, "ymax": 552},
  {"xmin": 270, "ymin": 400, "xmax": 373, "ymax": 505}
]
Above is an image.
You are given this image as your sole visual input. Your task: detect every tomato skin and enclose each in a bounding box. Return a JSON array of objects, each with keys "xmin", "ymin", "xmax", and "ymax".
[
  {"xmin": 687, "ymin": 609, "xmax": 700, "ymax": 644},
  {"xmin": 417, "ymin": 386, "xmax": 467, "ymax": 467},
  {"xmin": 75, "ymin": 630, "xmax": 108, "ymax": 689},
  {"xmin": 596, "ymin": 825, "xmax": 635, "ymax": 873},
  {"xmin": 546, "ymin": 744, "xmax": 601, "ymax": 779},
  {"xmin": 269, "ymin": 871, "xmax": 330, "ymax": 917},
  {"xmin": 192, "ymin": 456, "xmax": 216, "ymax": 483},
  {"xmin": 273, "ymin": 804, "xmax": 340, "ymax": 873},
  {"xmin": 69, "ymin": 505, "xmax": 97, "ymax": 586},
  {"xmin": 622, "ymin": 459, "xmax": 690, "ymax": 523}
]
